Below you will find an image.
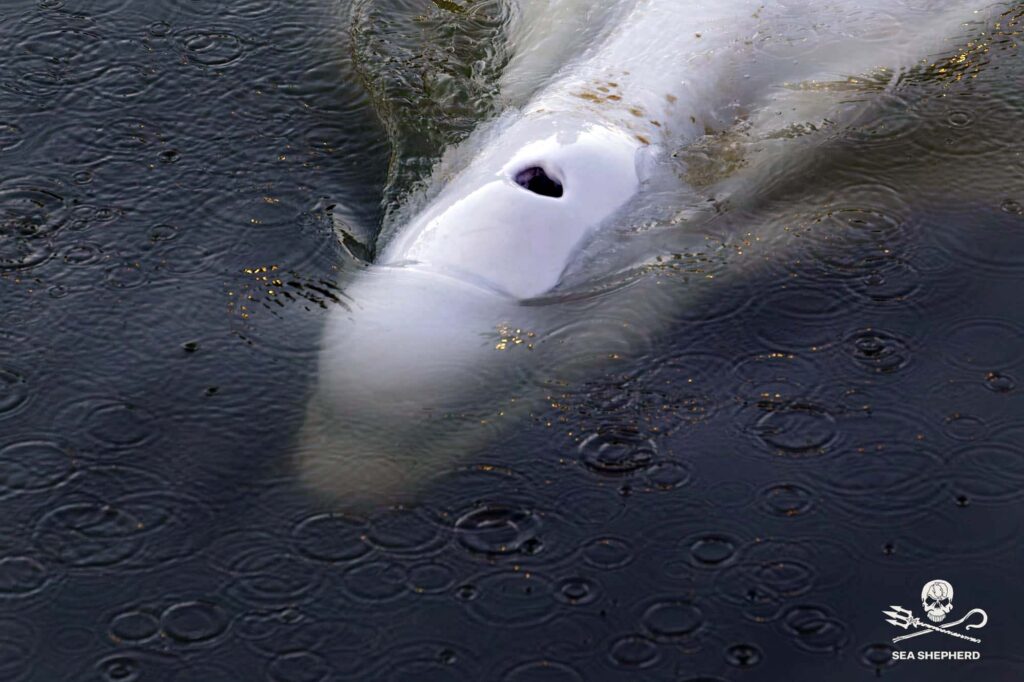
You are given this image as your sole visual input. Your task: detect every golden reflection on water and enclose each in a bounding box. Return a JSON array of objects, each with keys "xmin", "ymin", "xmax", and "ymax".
[{"xmin": 494, "ymin": 323, "xmax": 536, "ymax": 351}]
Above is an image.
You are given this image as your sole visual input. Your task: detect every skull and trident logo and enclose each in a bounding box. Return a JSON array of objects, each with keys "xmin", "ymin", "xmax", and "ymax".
[{"xmin": 883, "ymin": 579, "xmax": 988, "ymax": 644}]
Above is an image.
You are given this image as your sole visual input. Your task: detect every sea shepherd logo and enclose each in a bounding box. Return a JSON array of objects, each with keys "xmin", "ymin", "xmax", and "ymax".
[{"xmin": 885, "ymin": 579, "xmax": 988, "ymax": 661}]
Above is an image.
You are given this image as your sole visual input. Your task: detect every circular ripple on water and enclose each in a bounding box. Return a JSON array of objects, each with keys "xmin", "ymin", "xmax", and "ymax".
[
  {"xmin": 5, "ymin": 24, "xmax": 106, "ymax": 98},
  {"xmin": 939, "ymin": 317, "xmax": 1024, "ymax": 372},
  {"xmin": 744, "ymin": 400, "xmax": 840, "ymax": 457},
  {"xmin": 910, "ymin": 90, "xmax": 1020, "ymax": 160},
  {"xmin": 799, "ymin": 197, "xmax": 915, "ymax": 276},
  {"xmin": 224, "ymin": 551, "xmax": 325, "ymax": 609},
  {"xmin": 0, "ymin": 181, "xmax": 68, "ymax": 236},
  {"xmin": 502, "ymin": 660, "xmax": 584, "ymax": 682},
  {"xmin": 640, "ymin": 460, "xmax": 694, "ymax": 492},
  {"xmin": 941, "ymin": 410, "xmax": 989, "ymax": 442},
  {"xmin": 744, "ymin": 535, "xmax": 850, "ymax": 583},
  {"xmin": 235, "ymin": 610, "xmax": 382, "ymax": 670},
  {"xmin": 341, "ymin": 559, "xmax": 410, "ymax": 604},
  {"xmin": 844, "ymin": 327, "xmax": 913, "ymax": 376},
  {"xmin": 169, "ymin": 661, "xmax": 242, "ymax": 682},
  {"xmin": 161, "ymin": 600, "xmax": 229, "ymax": 645},
  {"xmin": 0, "ymin": 234, "xmax": 53, "ymax": 270},
  {"xmin": 577, "ymin": 430, "xmax": 658, "ymax": 477},
  {"xmin": 874, "ymin": 513, "xmax": 1018, "ymax": 568},
  {"xmin": 751, "ymin": 2, "xmax": 826, "ymax": 58},
  {"xmin": 926, "ymin": 376, "xmax": 1016, "ymax": 440},
  {"xmin": 625, "ymin": 351, "xmax": 730, "ymax": 433},
  {"xmin": 381, "ymin": 656, "xmax": 467, "ymax": 682},
  {"xmin": 180, "ymin": 29, "xmax": 247, "ymax": 68},
  {"xmin": 607, "ymin": 634, "xmax": 660, "ymax": 670},
  {"xmin": 58, "ymin": 0, "xmax": 136, "ymax": 17},
  {"xmin": 33, "ymin": 466, "xmax": 214, "ymax": 571},
  {"xmin": 751, "ymin": 284, "xmax": 853, "ymax": 349},
  {"xmin": 827, "ymin": 6, "xmax": 908, "ymax": 42},
  {"xmin": 366, "ymin": 506, "xmax": 449, "ymax": 558},
  {"xmin": 811, "ymin": 444, "xmax": 946, "ymax": 527},
  {"xmin": 0, "ymin": 439, "xmax": 75, "ymax": 495},
  {"xmin": 948, "ymin": 442, "xmax": 1024, "ymax": 503},
  {"xmin": 845, "ymin": 257, "xmax": 923, "ymax": 306},
  {"xmin": 266, "ymin": 650, "xmax": 329, "ymax": 682},
  {"xmin": 406, "ymin": 561, "xmax": 458, "ymax": 595},
  {"xmin": 839, "ymin": 397, "xmax": 937, "ymax": 445},
  {"xmin": 732, "ymin": 351, "xmax": 824, "ymax": 401},
  {"xmin": 677, "ymin": 531, "xmax": 742, "ymax": 571},
  {"xmin": 34, "ymin": 501, "xmax": 144, "ymax": 568},
  {"xmin": 758, "ymin": 482, "xmax": 816, "ymax": 518},
  {"xmin": 984, "ymin": 371, "xmax": 1016, "ymax": 393},
  {"xmin": 0, "ymin": 556, "xmax": 51, "ymax": 599},
  {"xmin": 428, "ymin": 463, "xmax": 535, "ymax": 512},
  {"xmin": 859, "ymin": 643, "xmax": 896, "ymax": 673},
  {"xmin": 227, "ymin": 0, "xmax": 282, "ymax": 18},
  {"xmin": 56, "ymin": 394, "xmax": 160, "ymax": 452},
  {"xmin": 165, "ymin": 0, "xmax": 226, "ymax": 17},
  {"xmin": 725, "ymin": 642, "xmax": 763, "ymax": 668},
  {"xmin": 376, "ymin": 640, "xmax": 482, "ymax": 682},
  {"xmin": 290, "ymin": 512, "xmax": 370, "ymax": 563},
  {"xmin": 715, "ymin": 536, "xmax": 846, "ymax": 621},
  {"xmin": 234, "ymin": 608, "xmax": 308, "ymax": 652},
  {"xmin": 206, "ymin": 528, "xmax": 283, "ymax": 573},
  {"xmin": 778, "ymin": 604, "xmax": 849, "ymax": 654},
  {"xmin": 454, "ymin": 503, "xmax": 543, "ymax": 557},
  {"xmin": 62, "ymin": 241, "xmax": 105, "ymax": 266},
  {"xmin": 463, "ymin": 570, "xmax": 559, "ymax": 628},
  {"xmin": 0, "ymin": 616, "xmax": 36, "ymax": 681},
  {"xmin": 109, "ymin": 609, "xmax": 160, "ymax": 643},
  {"xmin": 580, "ymin": 537, "xmax": 635, "ymax": 570},
  {"xmin": 551, "ymin": 485, "xmax": 627, "ymax": 529},
  {"xmin": 41, "ymin": 118, "xmax": 168, "ymax": 166},
  {"xmin": 839, "ymin": 92, "xmax": 922, "ymax": 150},
  {"xmin": 0, "ymin": 123, "xmax": 23, "ymax": 152},
  {"xmin": 712, "ymin": 563, "xmax": 786, "ymax": 623},
  {"xmin": 755, "ymin": 558, "xmax": 816, "ymax": 598},
  {"xmin": 553, "ymin": 575, "xmax": 600, "ymax": 606},
  {"xmin": 100, "ymin": 259, "xmax": 149, "ymax": 289},
  {"xmin": 640, "ymin": 597, "xmax": 706, "ymax": 642},
  {"xmin": 90, "ymin": 62, "xmax": 162, "ymax": 103}
]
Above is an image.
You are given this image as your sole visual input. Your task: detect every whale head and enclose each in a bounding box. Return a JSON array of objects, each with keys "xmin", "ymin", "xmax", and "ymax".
[
  {"xmin": 297, "ymin": 111, "xmax": 653, "ymax": 506},
  {"xmin": 380, "ymin": 113, "xmax": 647, "ymax": 298}
]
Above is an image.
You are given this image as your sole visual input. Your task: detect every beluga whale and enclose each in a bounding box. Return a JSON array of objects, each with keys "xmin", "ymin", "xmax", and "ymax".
[{"xmin": 297, "ymin": 0, "xmax": 1006, "ymax": 506}]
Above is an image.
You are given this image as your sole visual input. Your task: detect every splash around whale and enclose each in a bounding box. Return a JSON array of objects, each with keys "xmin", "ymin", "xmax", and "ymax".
[{"xmin": 297, "ymin": 0, "xmax": 1004, "ymax": 506}]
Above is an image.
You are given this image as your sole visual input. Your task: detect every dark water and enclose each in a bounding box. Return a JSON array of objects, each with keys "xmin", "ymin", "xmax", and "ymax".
[{"xmin": 1, "ymin": 1, "xmax": 1023, "ymax": 680}]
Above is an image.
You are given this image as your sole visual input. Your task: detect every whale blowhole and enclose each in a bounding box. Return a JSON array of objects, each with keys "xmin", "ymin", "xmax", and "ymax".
[{"xmin": 514, "ymin": 166, "xmax": 563, "ymax": 198}]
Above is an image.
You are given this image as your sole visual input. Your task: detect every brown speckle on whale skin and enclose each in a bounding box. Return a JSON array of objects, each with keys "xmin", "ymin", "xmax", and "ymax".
[
  {"xmin": 666, "ymin": 94, "xmax": 677, "ymax": 104},
  {"xmin": 607, "ymin": 94, "xmax": 622, "ymax": 101},
  {"xmin": 607, "ymin": 81, "xmax": 619, "ymax": 88},
  {"xmin": 574, "ymin": 91, "xmax": 603, "ymax": 103},
  {"xmin": 628, "ymin": 107, "xmax": 645, "ymax": 117},
  {"xmin": 690, "ymin": 115, "xmax": 697, "ymax": 124},
  {"xmin": 650, "ymin": 120, "xmax": 662, "ymax": 127},
  {"xmin": 635, "ymin": 134, "xmax": 651, "ymax": 145},
  {"xmin": 695, "ymin": 33, "xmax": 702, "ymax": 38}
]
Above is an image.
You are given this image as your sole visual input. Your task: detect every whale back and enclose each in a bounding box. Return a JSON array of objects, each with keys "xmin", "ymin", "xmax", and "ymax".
[{"xmin": 301, "ymin": 0, "xmax": 1010, "ymax": 506}]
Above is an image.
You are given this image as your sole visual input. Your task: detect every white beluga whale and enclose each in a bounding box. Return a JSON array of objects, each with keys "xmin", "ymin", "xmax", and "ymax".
[{"xmin": 297, "ymin": 0, "xmax": 1005, "ymax": 506}]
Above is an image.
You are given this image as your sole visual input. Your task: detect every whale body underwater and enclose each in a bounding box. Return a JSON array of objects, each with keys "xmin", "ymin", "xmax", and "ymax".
[{"xmin": 297, "ymin": 0, "xmax": 1005, "ymax": 505}]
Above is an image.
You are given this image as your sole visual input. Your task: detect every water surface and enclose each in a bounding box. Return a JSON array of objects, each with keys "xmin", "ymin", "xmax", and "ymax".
[{"xmin": 1, "ymin": 1, "xmax": 1023, "ymax": 680}]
